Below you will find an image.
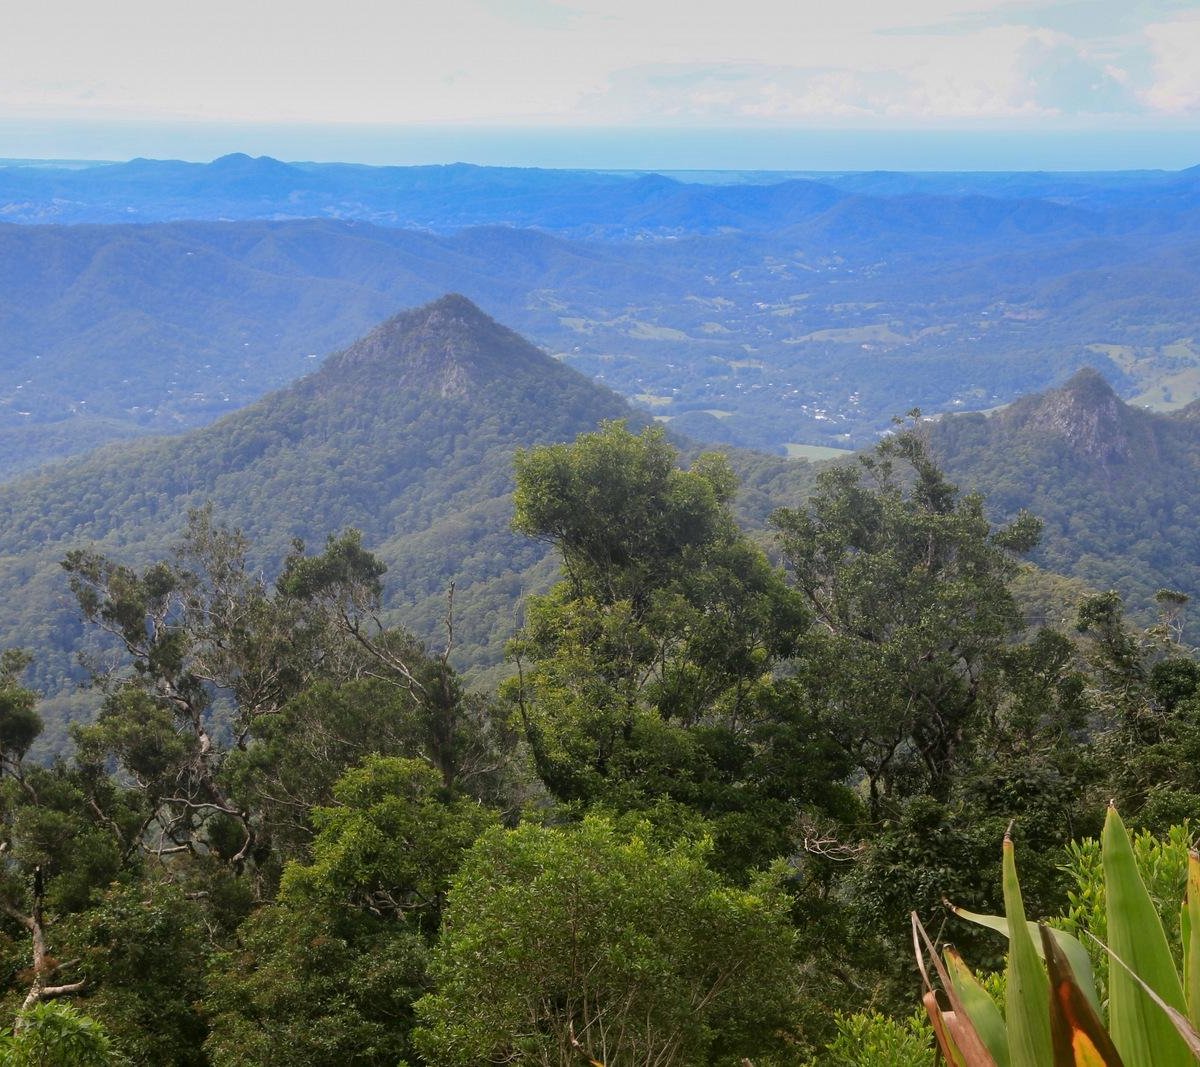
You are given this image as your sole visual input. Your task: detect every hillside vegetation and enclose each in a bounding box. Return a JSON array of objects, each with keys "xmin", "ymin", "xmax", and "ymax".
[
  {"xmin": 1, "ymin": 409, "xmax": 1196, "ymax": 1064},
  {"xmin": 0, "ymin": 296, "xmax": 823, "ymax": 749},
  {"xmin": 933, "ymin": 367, "xmax": 1200, "ymax": 625}
]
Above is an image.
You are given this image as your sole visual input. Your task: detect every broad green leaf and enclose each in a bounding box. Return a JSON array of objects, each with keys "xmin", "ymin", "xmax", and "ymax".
[
  {"xmin": 1041, "ymin": 925, "xmax": 1125, "ymax": 1067},
  {"xmin": 1095, "ymin": 936, "xmax": 1200, "ymax": 1062},
  {"xmin": 1002, "ymin": 836, "xmax": 1054, "ymax": 1067},
  {"xmin": 946, "ymin": 947, "xmax": 1011, "ymax": 1067},
  {"xmin": 1184, "ymin": 850, "xmax": 1200, "ymax": 1029},
  {"xmin": 949, "ymin": 900, "xmax": 1101, "ymax": 1016},
  {"xmin": 1102, "ymin": 804, "xmax": 1193, "ymax": 1067}
]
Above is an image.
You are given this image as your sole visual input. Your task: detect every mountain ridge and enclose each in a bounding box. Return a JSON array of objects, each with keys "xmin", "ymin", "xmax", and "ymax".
[
  {"xmin": 932, "ymin": 366, "xmax": 1200, "ymax": 620},
  {"xmin": 0, "ymin": 295, "xmax": 644, "ymax": 732},
  {"xmin": 315, "ymin": 293, "xmax": 549, "ymax": 397},
  {"xmin": 7, "ymin": 186, "xmax": 1200, "ymax": 472},
  {"xmin": 4, "ymin": 323, "xmax": 1199, "ymax": 744}
]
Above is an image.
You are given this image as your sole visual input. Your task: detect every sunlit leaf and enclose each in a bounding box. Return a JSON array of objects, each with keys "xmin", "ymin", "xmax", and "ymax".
[
  {"xmin": 948, "ymin": 898, "xmax": 1101, "ymax": 1015},
  {"xmin": 1041, "ymin": 924, "xmax": 1125, "ymax": 1067},
  {"xmin": 1184, "ymin": 850, "xmax": 1200, "ymax": 1029},
  {"xmin": 1002, "ymin": 835, "xmax": 1054, "ymax": 1067},
  {"xmin": 1102, "ymin": 804, "xmax": 1193, "ymax": 1067},
  {"xmin": 1093, "ymin": 934, "xmax": 1200, "ymax": 1062},
  {"xmin": 945, "ymin": 947, "xmax": 1011, "ymax": 1067}
]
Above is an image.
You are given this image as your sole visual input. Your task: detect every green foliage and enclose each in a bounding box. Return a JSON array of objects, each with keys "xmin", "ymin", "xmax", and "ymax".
[
  {"xmin": 0, "ymin": 1003, "xmax": 116, "ymax": 1067},
  {"xmin": 205, "ymin": 756, "xmax": 496, "ymax": 1067},
  {"xmin": 774, "ymin": 425, "xmax": 1042, "ymax": 804},
  {"xmin": 204, "ymin": 904, "xmax": 428, "ymax": 1067},
  {"xmin": 767, "ymin": 428, "xmax": 1103, "ymax": 1017},
  {"xmin": 509, "ymin": 422, "xmax": 851, "ymax": 874},
  {"xmin": 813, "ymin": 1011, "xmax": 935, "ymax": 1067},
  {"xmin": 221, "ymin": 672, "xmax": 509, "ymax": 862},
  {"xmin": 513, "ymin": 421, "xmax": 737, "ymax": 602},
  {"xmin": 1, "ymin": 281, "xmax": 1200, "ymax": 1064},
  {"xmin": 1059, "ymin": 821, "xmax": 1195, "ymax": 1004},
  {"xmin": 414, "ymin": 815, "xmax": 800, "ymax": 1066},
  {"xmin": 925, "ymin": 811, "xmax": 1200, "ymax": 1067},
  {"xmin": 0, "ymin": 653, "xmax": 41, "ymax": 764},
  {"xmin": 0, "ymin": 764, "xmax": 125, "ymax": 916},
  {"xmin": 57, "ymin": 881, "xmax": 209, "ymax": 1066},
  {"xmin": 278, "ymin": 756, "xmax": 497, "ymax": 929},
  {"xmin": 1073, "ymin": 590, "xmax": 1200, "ymax": 828}
]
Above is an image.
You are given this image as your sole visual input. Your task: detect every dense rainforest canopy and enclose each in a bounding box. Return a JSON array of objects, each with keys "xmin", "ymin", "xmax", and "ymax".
[{"xmin": 0, "ymin": 421, "xmax": 1196, "ymax": 1064}]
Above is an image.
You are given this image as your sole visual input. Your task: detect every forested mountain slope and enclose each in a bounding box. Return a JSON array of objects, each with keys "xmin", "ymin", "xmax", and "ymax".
[
  {"xmin": 0, "ymin": 295, "xmax": 821, "ymax": 745},
  {"xmin": 933, "ymin": 367, "xmax": 1200, "ymax": 620}
]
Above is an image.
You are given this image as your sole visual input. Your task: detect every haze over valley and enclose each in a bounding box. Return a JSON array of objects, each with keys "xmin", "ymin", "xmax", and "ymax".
[{"xmin": 5, "ymin": 157, "xmax": 1200, "ymax": 474}]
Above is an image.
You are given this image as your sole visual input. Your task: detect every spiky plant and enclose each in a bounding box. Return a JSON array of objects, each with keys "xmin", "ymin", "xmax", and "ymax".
[{"xmin": 913, "ymin": 805, "xmax": 1200, "ymax": 1066}]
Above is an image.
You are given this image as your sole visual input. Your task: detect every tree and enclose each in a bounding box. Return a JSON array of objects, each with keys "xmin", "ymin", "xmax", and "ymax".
[
  {"xmin": 0, "ymin": 1002, "xmax": 116, "ymax": 1066},
  {"xmin": 414, "ymin": 816, "xmax": 799, "ymax": 1066},
  {"xmin": 0, "ymin": 651, "xmax": 42, "ymax": 771},
  {"xmin": 204, "ymin": 757, "xmax": 496, "ymax": 1067},
  {"xmin": 276, "ymin": 530, "xmax": 521, "ymax": 800},
  {"xmin": 62, "ymin": 508, "xmax": 326, "ymax": 876},
  {"xmin": 508, "ymin": 423, "xmax": 849, "ymax": 874},
  {"xmin": 512, "ymin": 421, "xmax": 739, "ymax": 607},
  {"xmin": 0, "ymin": 655, "xmax": 131, "ymax": 1023},
  {"xmin": 55, "ymin": 880, "xmax": 210, "ymax": 1065},
  {"xmin": 64, "ymin": 511, "xmax": 518, "ymax": 883},
  {"xmin": 773, "ymin": 424, "xmax": 1043, "ymax": 807},
  {"xmin": 1075, "ymin": 589, "xmax": 1200, "ymax": 828}
]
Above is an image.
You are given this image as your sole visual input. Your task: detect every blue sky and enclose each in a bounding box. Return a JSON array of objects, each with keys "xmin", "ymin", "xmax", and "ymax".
[{"xmin": 3, "ymin": 0, "xmax": 1199, "ymax": 168}]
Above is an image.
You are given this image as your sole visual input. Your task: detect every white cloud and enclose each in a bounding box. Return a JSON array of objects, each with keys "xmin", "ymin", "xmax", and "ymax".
[
  {"xmin": 1140, "ymin": 11, "xmax": 1200, "ymax": 114},
  {"xmin": 0, "ymin": 0, "xmax": 1193, "ymax": 127}
]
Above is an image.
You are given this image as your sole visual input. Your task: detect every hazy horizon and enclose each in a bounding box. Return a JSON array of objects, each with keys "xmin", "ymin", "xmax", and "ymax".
[
  {"xmin": 2, "ymin": 121, "xmax": 1198, "ymax": 173},
  {"xmin": 5, "ymin": 1, "xmax": 1199, "ymax": 173}
]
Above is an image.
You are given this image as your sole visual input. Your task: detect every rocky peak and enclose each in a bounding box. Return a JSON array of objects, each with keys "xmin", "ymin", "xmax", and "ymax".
[{"xmin": 1012, "ymin": 367, "xmax": 1137, "ymax": 464}]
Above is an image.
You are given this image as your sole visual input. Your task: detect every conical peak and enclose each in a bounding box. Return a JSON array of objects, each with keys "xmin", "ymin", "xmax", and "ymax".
[
  {"xmin": 317, "ymin": 294, "xmax": 551, "ymax": 398},
  {"xmin": 418, "ymin": 292, "xmax": 493, "ymax": 322},
  {"xmin": 364, "ymin": 293, "xmax": 508, "ymax": 359}
]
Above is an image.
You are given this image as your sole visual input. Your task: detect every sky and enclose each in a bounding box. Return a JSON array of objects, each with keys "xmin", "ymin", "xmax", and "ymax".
[{"xmin": 3, "ymin": 0, "xmax": 1199, "ymax": 169}]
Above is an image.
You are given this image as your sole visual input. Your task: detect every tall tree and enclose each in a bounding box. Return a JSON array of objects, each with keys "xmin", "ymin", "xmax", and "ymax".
[
  {"xmin": 205, "ymin": 756, "xmax": 495, "ymax": 1067},
  {"xmin": 773, "ymin": 424, "xmax": 1043, "ymax": 807},
  {"xmin": 64, "ymin": 511, "xmax": 518, "ymax": 882},
  {"xmin": 509, "ymin": 422, "xmax": 849, "ymax": 873},
  {"xmin": 0, "ymin": 653, "xmax": 125, "ymax": 1021}
]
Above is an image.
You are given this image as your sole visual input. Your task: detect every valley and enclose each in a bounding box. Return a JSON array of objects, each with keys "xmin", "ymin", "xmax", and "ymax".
[{"xmin": 4, "ymin": 160, "xmax": 1200, "ymax": 474}]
